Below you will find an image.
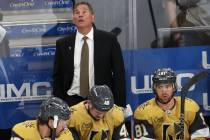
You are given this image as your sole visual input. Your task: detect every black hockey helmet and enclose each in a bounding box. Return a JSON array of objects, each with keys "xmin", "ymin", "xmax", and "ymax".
[
  {"xmin": 88, "ymin": 85, "xmax": 114, "ymax": 112},
  {"xmin": 38, "ymin": 97, "xmax": 70, "ymax": 122},
  {"xmin": 152, "ymin": 68, "xmax": 177, "ymax": 91}
]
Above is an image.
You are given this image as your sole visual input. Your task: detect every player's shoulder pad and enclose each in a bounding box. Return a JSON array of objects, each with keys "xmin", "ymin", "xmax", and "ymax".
[
  {"xmin": 12, "ymin": 120, "xmax": 36, "ymax": 135},
  {"xmin": 69, "ymin": 102, "xmax": 84, "ymax": 115},
  {"xmin": 68, "ymin": 102, "xmax": 87, "ymax": 127},
  {"xmin": 175, "ymin": 96, "xmax": 200, "ymax": 112},
  {"xmin": 59, "ymin": 128, "xmax": 75, "ymax": 140},
  {"xmin": 108, "ymin": 105, "xmax": 125, "ymax": 124},
  {"xmin": 109, "ymin": 104, "xmax": 124, "ymax": 119},
  {"xmin": 134, "ymin": 99, "xmax": 154, "ymax": 119},
  {"xmin": 185, "ymin": 97, "xmax": 200, "ymax": 111}
]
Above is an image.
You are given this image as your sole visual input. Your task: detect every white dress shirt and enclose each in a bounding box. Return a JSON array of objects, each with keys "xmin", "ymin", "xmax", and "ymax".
[{"xmin": 67, "ymin": 27, "xmax": 95, "ymax": 96}]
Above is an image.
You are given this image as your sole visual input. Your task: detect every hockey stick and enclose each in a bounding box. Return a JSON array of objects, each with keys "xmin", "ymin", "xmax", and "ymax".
[
  {"xmin": 179, "ymin": 71, "xmax": 209, "ymax": 139},
  {"xmin": 123, "ymin": 104, "xmax": 134, "ymax": 140}
]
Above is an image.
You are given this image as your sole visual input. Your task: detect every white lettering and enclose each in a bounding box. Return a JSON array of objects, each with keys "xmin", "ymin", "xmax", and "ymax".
[
  {"xmin": 10, "ymin": 0, "xmax": 35, "ymax": 8},
  {"xmin": 0, "ymin": 82, "xmax": 52, "ymax": 99},
  {"xmin": 21, "ymin": 26, "xmax": 47, "ymax": 34},
  {"xmin": 176, "ymin": 73, "xmax": 194, "ymax": 91},
  {"xmin": 202, "ymin": 51, "xmax": 210, "ymax": 69},
  {"xmin": 131, "ymin": 75, "xmax": 152, "ymax": 94},
  {"xmin": 0, "ymin": 84, "xmax": 5, "ymax": 98},
  {"xmin": 32, "ymin": 82, "xmax": 51, "ymax": 96},
  {"xmin": 44, "ymin": 0, "xmax": 70, "ymax": 7},
  {"xmin": 203, "ymin": 92, "xmax": 210, "ymax": 110},
  {"xmin": 7, "ymin": 83, "xmax": 30, "ymax": 98},
  {"xmin": 131, "ymin": 73, "xmax": 195, "ymax": 94},
  {"xmin": 57, "ymin": 26, "xmax": 77, "ymax": 33}
]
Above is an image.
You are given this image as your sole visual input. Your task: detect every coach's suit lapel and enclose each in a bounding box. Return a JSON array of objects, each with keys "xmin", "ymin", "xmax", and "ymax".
[
  {"xmin": 63, "ymin": 34, "xmax": 76, "ymax": 75},
  {"xmin": 65, "ymin": 34, "xmax": 76, "ymax": 60},
  {"xmin": 94, "ymin": 30, "xmax": 100, "ymax": 72},
  {"xmin": 67, "ymin": 34, "xmax": 76, "ymax": 52}
]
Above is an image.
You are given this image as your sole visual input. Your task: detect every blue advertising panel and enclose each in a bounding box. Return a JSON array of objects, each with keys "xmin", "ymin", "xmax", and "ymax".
[
  {"xmin": 2, "ymin": 45, "xmax": 210, "ymax": 129},
  {"xmin": 5, "ymin": 22, "xmax": 76, "ymax": 39},
  {"xmin": 125, "ymin": 46, "xmax": 210, "ymax": 116},
  {"xmin": 0, "ymin": 46, "xmax": 55, "ymax": 129},
  {"xmin": 0, "ymin": 0, "xmax": 75, "ymax": 129},
  {"xmin": 1, "ymin": 0, "xmax": 210, "ymax": 130},
  {"xmin": 0, "ymin": 0, "xmax": 73, "ymax": 11}
]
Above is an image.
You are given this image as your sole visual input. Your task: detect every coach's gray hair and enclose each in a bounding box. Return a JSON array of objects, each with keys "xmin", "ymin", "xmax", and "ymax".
[{"xmin": 73, "ymin": 2, "xmax": 94, "ymax": 14}]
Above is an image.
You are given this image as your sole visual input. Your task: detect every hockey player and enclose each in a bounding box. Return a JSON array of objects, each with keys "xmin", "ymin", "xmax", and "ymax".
[
  {"xmin": 134, "ymin": 68, "xmax": 209, "ymax": 139},
  {"xmin": 68, "ymin": 85, "xmax": 130, "ymax": 140},
  {"xmin": 11, "ymin": 97, "xmax": 75, "ymax": 140}
]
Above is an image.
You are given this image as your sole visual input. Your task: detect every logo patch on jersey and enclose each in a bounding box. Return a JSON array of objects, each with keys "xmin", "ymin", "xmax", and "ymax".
[
  {"xmin": 163, "ymin": 122, "xmax": 182, "ymax": 140},
  {"xmin": 154, "ymin": 116, "xmax": 164, "ymax": 127},
  {"xmin": 22, "ymin": 122, "xmax": 35, "ymax": 128},
  {"xmin": 81, "ymin": 122, "xmax": 92, "ymax": 130}
]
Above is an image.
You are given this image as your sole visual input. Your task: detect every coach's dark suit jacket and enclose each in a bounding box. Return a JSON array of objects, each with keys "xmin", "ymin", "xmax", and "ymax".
[{"xmin": 53, "ymin": 29, "xmax": 126, "ymax": 107}]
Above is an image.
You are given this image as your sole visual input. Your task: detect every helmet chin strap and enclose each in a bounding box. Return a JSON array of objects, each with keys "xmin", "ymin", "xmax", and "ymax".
[{"xmin": 51, "ymin": 115, "xmax": 58, "ymax": 140}]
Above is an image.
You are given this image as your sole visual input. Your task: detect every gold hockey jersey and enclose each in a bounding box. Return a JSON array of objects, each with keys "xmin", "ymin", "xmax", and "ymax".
[
  {"xmin": 68, "ymin": 101, "xmax": 129, "ymax": 140},
  {"xmin": 134, "ymin": 96, "xmax": 208, "ymax": 140},
  {"xmin": 11, "ymin": 120, "xmax": 74, "ymax": 140}
]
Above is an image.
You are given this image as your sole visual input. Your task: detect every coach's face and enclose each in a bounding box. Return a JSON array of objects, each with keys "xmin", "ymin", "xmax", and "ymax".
[{"xmin": 73, "ymin": 4, "xmax": 95, "ymax": 30}]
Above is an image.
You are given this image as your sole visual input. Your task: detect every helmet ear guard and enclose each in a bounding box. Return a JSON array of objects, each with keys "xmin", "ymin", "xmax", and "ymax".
[
  {"xmin": 88, "ymin": 85, "xmax": 114, "ymax": 112},
  {"xmin": 152, "ymin": 68, "xmax": 177, "ymax": 94},
  {"xmin": 53, "ymin": 115, "xmax": 59, "ymax": 129}
]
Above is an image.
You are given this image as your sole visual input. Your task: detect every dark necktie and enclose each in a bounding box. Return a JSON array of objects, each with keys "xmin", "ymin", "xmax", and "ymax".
[{"xmin": 80, "ymin": 36, "xmax": 89, "ymax": 98}]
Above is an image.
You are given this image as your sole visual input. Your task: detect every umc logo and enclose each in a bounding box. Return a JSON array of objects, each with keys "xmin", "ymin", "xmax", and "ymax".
[
  {"xmin": 0, "ymin": 82, "xmax": 51, "ymax": 102},
  {"xmin": 131, "ymin": 73, "xmax": 195, "ymax": 94},
  {"xmin": 202, "ymin": 51, "xmax": 210, "ymax": 69}
]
